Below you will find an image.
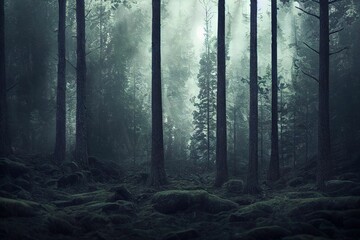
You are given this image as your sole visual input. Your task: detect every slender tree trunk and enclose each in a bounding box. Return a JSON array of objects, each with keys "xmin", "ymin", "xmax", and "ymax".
[
  {"xmin": 75, "ymin": 0, "xmax": 88, "ymax": 169},
  {"xmin": 233, "ymin": 106, "xmax": 237, "ymax": 176},
  {"xmin": 317, "ymin": 0, "xmax": 331, "ymax": 190},
  {"xmin": 148, "ymin": 0, "xmax": 167, "ymax": 187},
  {"xmin": 54, "ymin": 0, "xmax": 67, "ymax": 163},
  {"xmin": 215, "ymin": 0, "xmax": 228, "ymax": 187},
  {"xmin": 260, "ymin": 96, "xmax": 264, "ymax": 174},
  {"xmin": 268, "ymin": 0, "xmax": 280, "ymax": 181},
  {"xmin": 0, "ymin": 0, "xmax": 11, "ymax": 157},
  {"xmin": 245, "ymin": 0, "xmax": 259, "ymax": 194}
]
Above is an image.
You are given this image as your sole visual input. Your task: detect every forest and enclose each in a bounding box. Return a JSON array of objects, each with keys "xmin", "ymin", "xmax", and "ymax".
[{"xmin": 0, "ymin": 0, "xmax": 360, "ymax": 239}]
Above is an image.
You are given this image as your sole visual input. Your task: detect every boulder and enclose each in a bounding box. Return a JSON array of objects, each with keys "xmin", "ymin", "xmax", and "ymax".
[
  {"xmin": 152, "ymin": 190, "xmax": 238, "ymax": 214},
  {"xmin": 0, "ymin": 197, "xmax": 38, "ymax": 218},
  {"xmin": 108, "ymin": 185, "xmax": 132, "ymax": 202},
  {"xmin": 224, "ymin": 179, "xmax": 244, "ymax": 194}
]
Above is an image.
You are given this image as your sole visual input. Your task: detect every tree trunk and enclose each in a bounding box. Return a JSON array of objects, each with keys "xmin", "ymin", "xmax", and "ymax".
[
  {"xmin": 215, "ymin": 0, "xmax": 228, "ymax": 187},
  {"xmin": 245, "ymin": 0, "xmax": 259, "ymax": 194},
  {"xmin": 233, "ymin": 106, "xmax": 237, "ymax": 176},
  {"xmin": 75, "ymin": 0, "xmax": 88, "ymax": 169},
  {"xmin": 148, "ymin": 0, "xmax": 167, "ymax": 187},
  {"xmin": 268, "ymin": 0, "xmax": 280, "ymax": 181},
  {"xmin": 0, "ymin": 0, "xmax": 11, "ymax": 157},
  {"xmin": 54, "ymin": 0, "xmax": 67, "ymax": 163},
  {"xmin": 317, "ymin": 0, "xmax": 332, "ymax": 190}
]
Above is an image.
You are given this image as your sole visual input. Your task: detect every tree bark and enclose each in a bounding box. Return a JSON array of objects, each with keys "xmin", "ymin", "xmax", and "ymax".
[
  {"xmin": 0, "ymin": 0, "xmax": 11, "ymax": 157},
  {"xmin": 75, "ymin": 0, "xmax": 88, "ymax": 169},
  {"xmin": 245, "ymin": 0, "xmax": 259, "ymax": 194},
  {"xmin": 54, "ymin": 0, "xmax": 67, "ymax": 163},
  {"xmin": 267, "ymin": 0, "xmax": 280, "ymax": 181},
  {"xmin": 317, "ymin": 0, "xmax": 332, "ymax": 190},
  {"xmin": 148, "ymin": 0, "xmax": 167, "ymax": 187},
  {"xmin": 215, "ymin": 0, "xmax": 228, "ymax": 187}
]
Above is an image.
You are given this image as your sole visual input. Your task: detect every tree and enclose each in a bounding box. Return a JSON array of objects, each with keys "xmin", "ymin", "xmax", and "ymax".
[
  {"xmin": 75, "ymin": 0, "xmax": 89, "ymax": 169},
  {"xmin": 0, "ymin": 0, "xmax": 12, "ymax": 157},
  {"xmin": 190, "ymin": 1, "xmax": 217, "ymax": 169},
  {"xmin": 214, "ymin": 0, "xmax": 228, "ymax": 187},
  {"xmin": 267, "ymin": 0, "xmax": 280, "ymax": 181},
  {"xmin": 148, "ymin": 0, "xmax": 167, "ymax": 186},
  {"xmin": 245, "ymin": 0, "xmax": 260, "ymax": 194},
  {"xmin": 317, "ymin": 0, "xmax": 331, "ymax": 190},
  {"xmin": 54, "ymin": 0, "xmax": 66, "ymax": 163}
]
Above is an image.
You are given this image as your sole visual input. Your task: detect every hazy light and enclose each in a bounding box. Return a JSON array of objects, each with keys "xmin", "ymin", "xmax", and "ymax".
[{"xmin": 196, "ymin": 25, "xmax": 205, "ymax": 43}]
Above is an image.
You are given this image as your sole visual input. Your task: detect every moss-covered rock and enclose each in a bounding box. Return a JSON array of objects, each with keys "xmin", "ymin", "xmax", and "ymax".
[
  {"xmin": 0, "ymin": 197, "xmax": 39, "ymax": 217},
  {"xmin": 224, "ymin": 179, "xmax": 244, "ymax": 194},
  {"xmin": 244, "ymin": 226, "xmax": 291, "ymax": 240},
  {"xmin": 0, "ymin": 158, "xmax": 29, "ymax": 178},
  {"xmin": 229, "ymin": 202, "xmax": 273, "ymax": 222},
  {"xmin": 152, "ymin": 190, "xmax": 238, "ymax": 214},
  {"xmin": 162, "ymin": 229, "xmax": 200, "ymax": 240},
  {"xmin": 288, "ymin": 177, "xmax": 306, "ymax": 187},
  {"xmin": 47, "ymin": 216, "xmax": 75, "ymax": 235},
  {"xmin": 108, "ymin": 185, "xmax": 132, "ymax": 202}
]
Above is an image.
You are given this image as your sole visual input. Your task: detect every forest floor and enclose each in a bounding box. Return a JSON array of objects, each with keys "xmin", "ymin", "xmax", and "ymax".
[{"xmin": 1, "ymin": 154, "xmax": 360, "ymax": 240}]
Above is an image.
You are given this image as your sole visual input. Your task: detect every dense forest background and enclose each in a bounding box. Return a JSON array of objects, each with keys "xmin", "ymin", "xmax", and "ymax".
[
  {"xmin": 1, "ymin": 0, "xmax": 360, "ymax": 239},
  {"xmin": 3, "ymin": 0, "xmax": 360, "ymax": 177}
]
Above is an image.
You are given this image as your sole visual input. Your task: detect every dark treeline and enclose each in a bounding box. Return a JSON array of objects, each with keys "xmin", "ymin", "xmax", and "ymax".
[{"xmin": 1, "ymin": 0, "xmax": 360, "ymax": 188}]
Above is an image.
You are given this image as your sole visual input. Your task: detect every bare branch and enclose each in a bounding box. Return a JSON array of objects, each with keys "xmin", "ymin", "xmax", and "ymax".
[
  {"xmin": 66, "ymin": 58, "xmax": 77, "ymax": 70},
  {"xmin": 6, "ymin": 82, "xmax": 19, "ymax": 92},
  {"xmin": 330, "ymin": 47, "xmax": 348, "ymax": 56},
  {"xmin": 329, "ymin": 0, "xmax": 343, "ymax": 4},
  {"xmin": 330, "ymin": 27, "xmax": 344, "ymax": 35},
  {"xmin": 295, "ymin": 6, "xmax": 320, "ymax": 19},
  {"xmin": 86, "ymin": 46, "xmax": 102, "ymax": 56},
  {"xmin": 303, "ymin": 42, "xmax": 320, "ymax": 54},
  {"xmin": 301, "ymin": 70, "xmax": 319, "ymax": 83},
  {"xmin": 311, "ymin": 0, "xmax": 320, "ymax": 4}
]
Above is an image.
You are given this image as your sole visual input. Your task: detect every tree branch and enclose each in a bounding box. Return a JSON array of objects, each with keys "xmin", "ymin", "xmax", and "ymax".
[
  {"xmin": 66, "ymin": 58, "xmax": 77, "ymax": 70},
  {"xmin": 330, "ymin": 27, "xmax": 344, "ymax": 35},
  {"xmin": 329, "ymin": 0, "xmax": 343, "ymax": 4},
  {"xmin": 303, "ymin": 42, "xmax": 320, "ymax": 54},
  {"xmin": 301, "ymin": 70, "xmax": 319, "ymax": 83},
  {"xmin": 295, "ymin": 6, "xmax": 319, "ymax": 19},
  {"xmin": 6, "ymin": 82, "xmax": 19, "ymax": 92},
  {"xmin": 330, "ymin": 47, "xmax": 348, "ymax": 56}
]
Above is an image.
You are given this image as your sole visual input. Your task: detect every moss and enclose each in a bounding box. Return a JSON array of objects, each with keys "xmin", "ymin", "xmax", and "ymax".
[
  {"xmin": 244, "ymin": 225, "xmax": 291, "ymax": 240},
  {"xmin": 0, "ymin": 197, "xmax": 39, "ymax": 217},
  {"xmin": 152, "ymin": 190, "xmax": 238, "ymax": 214}
]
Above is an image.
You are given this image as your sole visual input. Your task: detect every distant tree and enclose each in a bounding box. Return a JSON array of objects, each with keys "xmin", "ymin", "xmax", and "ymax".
[
  {"xmin": 0, "ymin": 0, "xmax": 12, "ymax": 157},
  {"xmin": 75, "ymin": 0, "xmax": 89, "ymax": 169},
  {"xmin": 214, "ymin": 0, "xmax": 228, "ymax": 187},
  {"xmin": 267, "ymin": 0, "xmax": 280, "ymax": 181},
  {"xmin": 148, "ymin": 0, "xmax": 167, "ymax": 186},
  {"xmin": 190, "ymin": 1, "xmax": 217, "ymax": 169},
  {"xmin": 245, "ymin": 0, "xmax": 260, "ymax": 194},
  {"xmin": 54, "ymin": 0, "xmax": 67, "ymax": 163}
]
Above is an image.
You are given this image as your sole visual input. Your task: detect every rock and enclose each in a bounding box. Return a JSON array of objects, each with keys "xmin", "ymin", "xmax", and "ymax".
[
  {"xmin": 108, "ymin": 185, "xmax": 132, "ymax": 202},
  {"xmin": 229, "ymin": 202, "xmax": 272, "ymax": 222},
  {"xmin": 152, "ymin": 190, "xmax": 238, "ymax": 214},
  {"xmin": 47, "ymin": 216, "xmax": 74, "ymax": 235},
  {"xmin": 0, "ymin": 197, "xmax": 38, "ymax": 217},
  {"xmin": 244, "ymin": 226, "xmax": 291, "ymax": 240},
  {"xmin": 57, "ymin": 172, "xmax": 85, "ymax": 188},
  {"xmin": 282, "ymin": 235, "xmax": 330, "ymax": 240},
  {"xmin": 224, "ymin": 179, "xmax": 244, "ymax": 194},
  {"xmin": 288, "ymin": 177, "xmax": 306, "ymax": 187},
  {"xmin": 162, "ymin": 229, "xmax": 200, "ymax": 240},
  {"xmin": 325, "ymin": 180, "xmax": 359, "ymax": 195},
  {"xmin": 0, "ymin": 158, "xmax": 29, "ymax": 178},
  {"xmin": 289, "ymin": 197, "xmax": 360, "ymax": 217},
  {"xmin": 285, "ymin": 191, "xmax": 324, "ymax": 199}
]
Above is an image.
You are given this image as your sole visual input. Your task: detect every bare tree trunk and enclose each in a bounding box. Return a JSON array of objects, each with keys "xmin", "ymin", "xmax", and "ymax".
[
  {"xmin": 75, "ymin": 0, "xmax": 88, "ymax": 169},
  {"xmin": 245, "ymin": 0, "xmax": 259, "ymax": 194},
  {"xmin": 0, "ymin": 0, "xmax": 11, "ymax": 157},
  {"xmin": 148, "ymin": 0, "xmax": 167, "ymax": 187},
  {"xmin": 54, "ymin": 0, "xmax": 67, "ymax": 163},
  {"xmin": 233, "ymin": 106, "xmax": 237, "ymax": 176},
  {"xmin": 215, "ymin": 0, "xmax": 228, "ymax": 187},
  {"xmin": 268, "ymin": 0, "xmax": 280, "ymax": 181},
  {"xmin": 317, "ymin": 0, "xmax": 332, "ymax": 190}
]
